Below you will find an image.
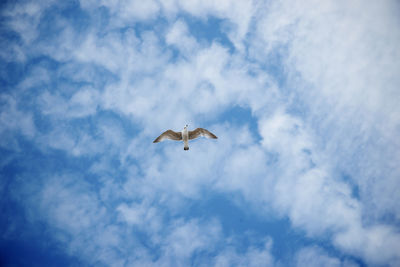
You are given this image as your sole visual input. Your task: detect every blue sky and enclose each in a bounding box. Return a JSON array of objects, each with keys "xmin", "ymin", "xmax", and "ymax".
[{"xmin": 1, "ymin": 0, "xmax": 400, "ymax": 266}]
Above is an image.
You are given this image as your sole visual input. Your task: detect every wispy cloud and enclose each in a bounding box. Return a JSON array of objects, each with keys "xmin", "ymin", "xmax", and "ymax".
[{"xmin": 1, "ymin": 0, "xmax": 400, "ymax": 266}]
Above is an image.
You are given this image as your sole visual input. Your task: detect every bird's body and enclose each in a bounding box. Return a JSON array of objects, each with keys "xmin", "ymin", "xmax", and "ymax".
[
  {"xmin": 153, "ymin": 125, "xmax": 217, "ymax": 150},
  {"xmin": 182, "ymin": 126, "xmax": 189, "ymax": 150}
]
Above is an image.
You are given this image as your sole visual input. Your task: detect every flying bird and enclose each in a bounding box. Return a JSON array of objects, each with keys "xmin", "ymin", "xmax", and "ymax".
[{"xmin": 153, "ymin": 125, "xmax": 217, "ymax": 150}]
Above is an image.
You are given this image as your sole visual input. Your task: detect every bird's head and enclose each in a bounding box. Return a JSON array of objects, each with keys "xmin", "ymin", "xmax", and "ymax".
[{"xmin": 184, "ymin": 124, "xmax": 188, "ymax": 129}]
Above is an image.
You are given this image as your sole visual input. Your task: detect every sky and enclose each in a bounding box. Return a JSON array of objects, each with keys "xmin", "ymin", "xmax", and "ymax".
[{"xmin": 1, "ymin": 0, "xmax": 400, "ymax": 266}]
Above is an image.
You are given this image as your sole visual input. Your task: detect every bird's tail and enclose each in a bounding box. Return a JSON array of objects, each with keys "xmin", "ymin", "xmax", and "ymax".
[{"xmin": 184, "ymin": 147, "xmax": 189, "ymax": 150}]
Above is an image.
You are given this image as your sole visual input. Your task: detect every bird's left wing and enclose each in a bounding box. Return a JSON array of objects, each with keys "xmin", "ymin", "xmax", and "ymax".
[
  {"xmin": 153, "ymin": 130, "xmax": 182, "ymax": 143},
  {"xmin": 189, "ymin": 128, "xmax": 218, "ymax": 140}
]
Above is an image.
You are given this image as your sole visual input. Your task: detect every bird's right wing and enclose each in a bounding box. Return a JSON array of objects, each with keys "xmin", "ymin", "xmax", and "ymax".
[
  {"xmin": 153, "ymin": 130, "xmax": 182, "ymax": 143},
  {"xmin": 189, "ymin": 128, "xmax": 218, "ymax": 140}
]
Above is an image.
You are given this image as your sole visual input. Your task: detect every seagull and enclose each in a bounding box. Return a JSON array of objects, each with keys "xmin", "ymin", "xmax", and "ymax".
[{"xmin": 153, "ymin": 125, "xmax": 217, "ymax": 150}]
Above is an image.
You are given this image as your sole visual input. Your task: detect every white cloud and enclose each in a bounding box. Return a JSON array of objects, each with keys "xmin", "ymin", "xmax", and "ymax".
[
  {"xmin": 80, "ymin": 0, "xmax": 160, "ymax": 23},
  {"xmin": 0, "ymin": 95, "xmax": 35, "ymax": 150},
  {"xmin": 39, "ymin": 87, "xmax": 99, "ymax": 118},
  {"xmin": 295, "ymin": 246, "xmax": 341, "ymax": 267},
  {"xmin": 156, "ymin": 219, "xmax": 222, "ymax": 266},
  {"xmin": 214, "ymin": 239, "xmax": 274, "ymax": 267},
  {"xmin": 166, "ymin": 19, "xmax": 198, "ymax": 56},
  {"xmin": 258, "ymin": 109, "xmax": 400, "ymax": 265},
  {"xmin": 172, "ymin": 0, "xmax": 255, "ymax": 50},
  {"xmin": 40, "ymin": 175, "xmax": 107, "ymax": 233},
  {"xmin": 243, "ymin": 0, "xmax": 400, "ymax": 264},
  {"xmin": 10, "ymin": 173, "xmax": 123, "ymax": 265},
  {"xmin": 0, "ymin": 40, "xmax": 26, "ymax": 62},
  {"xmin": 117, "ymin": 201, "xmax": 163, "ymax": 233},
  {"xmin": 251, "ymin": 0, "xmax": 400, "ymax": 221},
  {"xmin": 2, "ymin": 0, "xmax": 400, "ymax": 266},
  {"xmin": 16, "ymin": 170, "xmax": 275, "ymax": 266},
  {"xmin": 3, "ymin": 1, "xmax": 53, "ymax": 44},
  {"xmin": 334, "ymin": 224, "xmax": 400, "ymax": 266},
  {"xmin": 81, "ymin": 0, "xmax": 255, "ymax": 50}
]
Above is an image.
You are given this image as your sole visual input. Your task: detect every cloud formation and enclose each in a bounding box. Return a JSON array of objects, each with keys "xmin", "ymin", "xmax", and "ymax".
[{"xmin": 1, "ymin": 0, "xmax": 400, "ymax": 266}]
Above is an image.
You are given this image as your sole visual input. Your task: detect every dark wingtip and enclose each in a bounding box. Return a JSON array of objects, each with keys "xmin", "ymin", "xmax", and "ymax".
[{"xmin": 184, "ymin": 147, "xmax": 189, "ymax": 150}]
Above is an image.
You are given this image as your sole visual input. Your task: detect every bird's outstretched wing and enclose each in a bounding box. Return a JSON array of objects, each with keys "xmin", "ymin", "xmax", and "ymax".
[
  {"xmin": 189, "ymin": 128, "xmax": 218, "ymax": 140},
  {"xmin": 153, "ymin": 130, "xmax": 182, "ymax": 143}
]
